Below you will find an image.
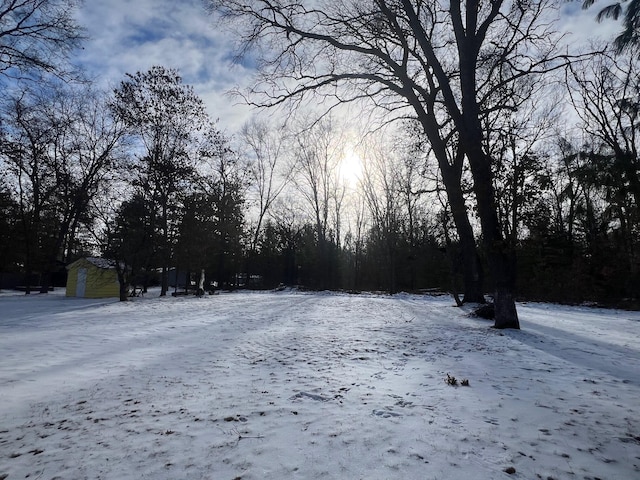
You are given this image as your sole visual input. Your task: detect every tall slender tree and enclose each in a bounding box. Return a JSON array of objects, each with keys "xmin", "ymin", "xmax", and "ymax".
[
  {"xmin": 111, "ymin": 66, "xmax": 209, "ymax": 296},
  {"xmin": 360, "ymin": 139, "xmax": 405, "ymax": 293},
  {"xmin": 290, "ymin": 117, "xmax": 344, "ymax": 289},
  {"xmin": 198, "ymin": 124, "xmax": 246, "ymax": 288},
  {"xmin": 241, "ymin": 117, "xmax": 292, "ymax": 262}
]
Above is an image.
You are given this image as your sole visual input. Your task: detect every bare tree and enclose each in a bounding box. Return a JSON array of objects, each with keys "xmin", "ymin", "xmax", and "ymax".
[
  {"xmin": 404, "ymin": 121, "xmax": 486, "ymax": 303},
  {"xmin": 0, "ymin": 0, "xmax": 85, "ymax": 83},
  {"xmin": 0, "ymin": 89, "xmax": 54, "ymax": 292},
  {"xmin": 207, "ymin": 0, "xmax": 570, "ymax": 327},
  {"xmin": 566, "ymin": 50, "xmax": 640, "ymax": 274},
  {"xmin": 0, "ymin": 84, "xmax": 125, "ymax": 293},
  {"xmin": 291, "ymin": 116, "xmax": 345, "ymax": 288},
  {"xmin": 486, "ymin": 81, "xmax": 561, "ymax": 248},
  {"xmin": 342, "ymin": 191, "xmax": 368, "ymax": 290},
  {"xmin": 241, "ymin": 116, "xmax": 292, "ymax": 253},
  {"xmin": 360, "ymin": 139, "xmax": 403, "ymax": 292},
  {"xmin": 567, "ymin": 51, "xmax": 640, "ymax": 209}
]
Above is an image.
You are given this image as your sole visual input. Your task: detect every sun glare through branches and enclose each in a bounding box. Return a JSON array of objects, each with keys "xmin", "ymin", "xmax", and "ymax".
[{"xmin": 339, "ymin": 145, "xmax": 364, "ymax": 188}]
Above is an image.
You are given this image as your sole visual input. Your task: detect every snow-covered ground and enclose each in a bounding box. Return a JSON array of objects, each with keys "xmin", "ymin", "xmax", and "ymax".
[{"xmin": 1, "ymin": 290, "xmax": 639, "ymax": 480}]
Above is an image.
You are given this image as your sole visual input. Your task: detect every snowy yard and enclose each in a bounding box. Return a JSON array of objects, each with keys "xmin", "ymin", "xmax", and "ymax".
[{"xmin": 1, "ymin": 290, "xmax": 639, "ymax": 480}]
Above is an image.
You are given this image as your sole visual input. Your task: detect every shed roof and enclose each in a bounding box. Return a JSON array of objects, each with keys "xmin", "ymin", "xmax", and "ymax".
[
  {"xmin": 67, "ymin": 257, "xmax": 117, "ymax": 270},
  {"xmin": 86, "ymin": 257, "xmax": 116, "ymax": 269}
]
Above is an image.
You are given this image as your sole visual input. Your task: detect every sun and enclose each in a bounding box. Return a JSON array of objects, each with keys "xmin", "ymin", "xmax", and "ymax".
[{"xmin": 339, "ymin": 146, "xmax": 364, "ymax": 187}]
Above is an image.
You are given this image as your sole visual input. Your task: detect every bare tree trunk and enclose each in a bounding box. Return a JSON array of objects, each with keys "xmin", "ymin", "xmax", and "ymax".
[
  {"xmin": 161, "ymin": 266, "xmax": 168, "ymax": 296},
  {"xmin": 115, "ymin": 263, "xmax": 129, "ymax": 302},
  {"xmin": 441, "ymin": 164, "xmax": 485, "ymax": 304},
  {"xmin": 416, "ymin": 107, "xmax": 485, "ymax": 304},
  {"xmin": 450, "ymin": 0, "xmax": 520, "ymax": 329},
  {"xmin": 465, "ymin": 146, "xmax": 519, "ymax": 329},
  {"xmin": 118, "ymin": 274, "xmax": 129, "ymax": 302},
  {"xmin": 198, "ymin": 269, "xmax": 205, "ymax": 296}
]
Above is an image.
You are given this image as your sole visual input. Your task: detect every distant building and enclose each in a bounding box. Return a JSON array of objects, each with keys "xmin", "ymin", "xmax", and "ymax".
[{"xmin": 66, "ymin": 257, "xmax": 120, "ymax": 298}]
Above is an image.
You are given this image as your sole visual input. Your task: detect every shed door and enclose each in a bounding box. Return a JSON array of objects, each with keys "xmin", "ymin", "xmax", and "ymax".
[{"xmin": 76, "ymin": 268, "xmax": 87, "ymax": 297}]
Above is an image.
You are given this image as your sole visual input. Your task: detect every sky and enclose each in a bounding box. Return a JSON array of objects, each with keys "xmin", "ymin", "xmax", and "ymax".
[
  {"xmin": 74, "ymin": 0, "xmax": 255, "ymax": 134},
  {"xmin": 72, "ymin": 0, "xmax": 622, "ymax": 136}
]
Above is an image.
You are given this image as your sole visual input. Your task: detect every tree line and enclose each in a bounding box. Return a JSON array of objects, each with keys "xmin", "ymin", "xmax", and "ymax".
[{"xmin": 0, "ymin": 0, "xmax": 638, "ymax": 322}]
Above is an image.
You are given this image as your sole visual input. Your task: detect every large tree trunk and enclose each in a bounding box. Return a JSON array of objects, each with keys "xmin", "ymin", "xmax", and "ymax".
[
  {"xmin": 460, "ymin": 238, "xmax": 484, "ymax": 304},
  {"xmin": 417, "ymin": 109, "xmax": 486, "ymax": 305},
  {"xmin": 465, "ymin": 146, "xmax": 520, "ymax": 329},
  {"xmin": 119, "ymin": 280, "xmax": 129, "ymax": 302},
  {"xmin": 452, "ymin": 5, "xmax": 520, "ymax": 329},
  {"xmin": 441, "ymin": 163, "xmax": 485, "ymax": 304},
  {"xmin": 116, "ymin": 267, "xmax": 129, "ymax": 302}
]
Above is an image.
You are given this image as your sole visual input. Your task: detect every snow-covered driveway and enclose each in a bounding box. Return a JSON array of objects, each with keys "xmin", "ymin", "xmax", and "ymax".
[{"xmin": 1, "ymin": 291, "xmax": 639, "ymax": 479}]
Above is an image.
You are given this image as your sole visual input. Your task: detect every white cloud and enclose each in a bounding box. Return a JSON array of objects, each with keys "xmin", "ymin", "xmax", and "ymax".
[
  {"xmin": 74, "ymin": 0, "xmax": 255, "ymax": 132},
  {"xmin": 73, "ymin": 0, "xmax": 626, "ymax": 136},
  {"xmin": 556, "ymin": 2, "xmax": 622, "ymax": 51}
]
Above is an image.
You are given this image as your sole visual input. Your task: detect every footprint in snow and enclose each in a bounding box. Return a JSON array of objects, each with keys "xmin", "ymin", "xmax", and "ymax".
[
  {"xmin": 483, "ymin": 417, "xmax": 499, "ymax": 425},
  {"xmin": 373, "ymin": 409, "xmax": 402, "ymax": 418},
  {"xmin": 289, "ymin": 391, "xmax": 330, "ymax": 402}
]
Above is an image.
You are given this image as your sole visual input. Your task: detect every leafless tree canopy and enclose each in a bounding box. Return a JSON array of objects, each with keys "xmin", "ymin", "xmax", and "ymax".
[
  {"xmin": 0, "ymin": 0, "xmax": 85, "ymax": 82},
  {"xmin": 210, "ymin": 0, "xmax": 564, "ymax": 122},
  {"xmin": 207, "ymin": 0, "xmax": 572, "ymax": 328}
]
